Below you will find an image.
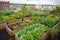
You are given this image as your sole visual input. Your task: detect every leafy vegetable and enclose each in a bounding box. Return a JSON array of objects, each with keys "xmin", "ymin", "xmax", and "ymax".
[
  {"xmin": 44, "ymin": 16, "xmax": 59, "ymax": 28},
  {"xmin": 30, "ymin": 10, "xmax": 48, "ymax": 16},
  {"xmin": 16, "ymin": 24, "xmax": 48, "ymax": 40},
  {"xmin": 12, "ymin": 25, "xmax": 19, "ymax": 30}
]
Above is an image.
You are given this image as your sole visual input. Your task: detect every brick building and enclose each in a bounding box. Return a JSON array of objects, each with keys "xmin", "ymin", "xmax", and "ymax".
[{"xmin": 0, "ymin": 1, "xmax": 10, "ymax": 10}]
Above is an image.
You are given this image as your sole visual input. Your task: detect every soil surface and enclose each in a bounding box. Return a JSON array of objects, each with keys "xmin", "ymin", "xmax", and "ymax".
[
  {"xmin": 46, "ymin": 32, "xmax": 60, "ymax": 40},
  {"xmin": 54, "ymin": 32, "xmax": 60, "ymax": 40},
  {"xmin": 0, "ymin": 30, "xmax": 11, "ymax": 40}
]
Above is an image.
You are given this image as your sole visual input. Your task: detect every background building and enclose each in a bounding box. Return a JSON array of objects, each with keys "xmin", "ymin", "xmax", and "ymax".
[{"xmin": 0, "ymin": 1, "xmax": 10, "ymax": 10}]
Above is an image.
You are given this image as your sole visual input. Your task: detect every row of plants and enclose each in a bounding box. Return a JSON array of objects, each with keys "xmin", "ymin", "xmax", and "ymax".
[
  {"xmin": 8, "ymin": 24, "xmax": 19, "ymax": 30},
  {"xmin": 30, "ymin": 10, "xmax": 49, "ymax": 16},
  {"xmin": 7, "ymin": 20, "xmax": 34, "ymax": 30},
  {"xmin": 0, "ymin": 4, "xmax": 48, "ymax": 24},
  {"xmin": 0, "ymin": 4, "xmax": 30, "ymax": 24},
  {"xmin": 19, "ymin": 20, "xmax": 34, "ymax": 27},
  {"xmin": 2, "ymin": 5, "xmax": 59, "ymax": 25},
  {"xmin": 30, "ymin": 15, "xmax": 59, "ymax": 28},
  {"xmin": 7, "ymin": 19, "xmax": 39, "ymax": 30},
  {"xmin": 7, "ymin": 14, "xmax": 59, "ymax": 30},
  {"xmin": 15, "ymin": 22, "xmax": 60, "ymax": 40},
  {"xmin": 0, "ymin": 4, "xmax": 59, "ymax": 25},
  {"xmin": 16, "ymin": 24, "xmax": 49, "ymax": 40}
]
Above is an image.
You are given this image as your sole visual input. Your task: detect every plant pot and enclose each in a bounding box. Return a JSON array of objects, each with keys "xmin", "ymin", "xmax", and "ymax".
[
  {"xmin": 0, "ymin": 23, "xmax": 7, "ymax": 30},
  {"xmin": 6, "ymin": 25, "xmax": 24, "ymax": 37}
]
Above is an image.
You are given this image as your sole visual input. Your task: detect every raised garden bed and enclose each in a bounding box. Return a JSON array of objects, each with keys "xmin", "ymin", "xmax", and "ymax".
[
  {"xmin": 6, "ymin": 19, "xmax": 38, "ymax": 37},
  {"xmin": 7, "ymin": 18, "xmax": 22, "ymax": 25},
  {"xmin": 45, "ymin": 22, "xmax": 60, "ymax": 40},
  {"xmin": 6, "ymin": 23, "xmax": 24, "ymax": 36},
  {"xmin": 15, "ymin": 24, "xmax": 49, "ymax": 40},
  {"xmin": 0, "ymin": 23, "xmax": 7, "ymax": 30}
]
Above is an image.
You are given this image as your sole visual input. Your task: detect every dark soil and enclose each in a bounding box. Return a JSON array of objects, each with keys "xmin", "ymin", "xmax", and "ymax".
[
  {"xmin": 45, "ymin": 32, "xmax": 60, "ymax": 40},
  {"xmin": 54, "ymin": 32, "xmax": 60, "ymax": 40},
  {"xmin": 0, "ymin": 30, "xmax": 11, "ymax": 40}
]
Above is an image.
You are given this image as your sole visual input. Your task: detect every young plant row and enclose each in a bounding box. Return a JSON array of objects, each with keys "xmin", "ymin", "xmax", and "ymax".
[
  {"xmin": 0, "ymin": 10, "xmax": 47, "ymax": 24},
  {"xmin": 7, "ymin": 15, "xmax": 59, "ymax": 30},
  {"xmin": 16, "ymin": 24, "xmax": 48, "ymax": 40},
  {"xmin": 7, "ymin": 19, "xmax": 38, "ymax": 30},
  {"xmin": 31, "ymin": 15, "xmax": 59, "ymax": 28}
]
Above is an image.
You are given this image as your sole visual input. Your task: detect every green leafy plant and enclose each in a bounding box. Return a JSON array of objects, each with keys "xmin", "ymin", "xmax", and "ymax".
[
  {"xmin": 31, "ymin": 16, "xmax": 45, "ymax": 23},
  {"xmin": 19, "ymin": 21, "xmax": 27, "ymax": 27},
  {"xmin": 17, "ymin": 4, "xmax": 31, "ymax": 17},
  {"xmin": 44, "ymin": 16, "xmax": 59, "ymax": 28},
  {"xmin": 30, "ymin": 10, "xmax": 48, "ymax": 16},
  {"xmin": 20, "ymin": 20, "xmax": 34, "ymax": 27},
  {"xmin": 9, "ymin": 25, "xmax": 19, "ymax": 30},
  {"xmin": 12, "ymin": 25, "xmax": 19, "ymax": 30},
  {"xmin": 0, "ymin": 10, "xmax": 13, "ymax": 16},
  {"xmin": 16, "ymin": 24, "xmax": 48, "ymax": 40},
  {"xmin": 0, "ymin": 16, "xmax": 7, "ymax": 24}
]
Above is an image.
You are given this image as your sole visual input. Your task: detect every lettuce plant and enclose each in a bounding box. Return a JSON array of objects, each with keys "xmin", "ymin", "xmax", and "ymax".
[
  {"xmin": 44, "ymin": 16, "xmax": 59, "ymax": 28},
  {"xmin": 16, "ymin": 24, "xmax": 48, "ymax": 40}
]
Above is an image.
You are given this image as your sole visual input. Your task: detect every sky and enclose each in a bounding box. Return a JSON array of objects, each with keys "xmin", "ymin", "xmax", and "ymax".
[{"xmin": 0, "ymin": 0, "xmax": 60, "ymax": 5}]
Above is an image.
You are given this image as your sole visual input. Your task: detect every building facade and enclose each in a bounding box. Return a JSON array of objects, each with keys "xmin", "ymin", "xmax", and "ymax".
[{"xmin": 0, "ymin": 1, "xmax": 10, "ymax": 10}]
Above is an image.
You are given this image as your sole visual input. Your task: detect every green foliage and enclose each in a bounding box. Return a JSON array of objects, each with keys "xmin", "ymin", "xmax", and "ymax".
[
  {"xmin": 0, "ymin": 16, "xmax": 7, "ymax": 24},
  {"xmin": 17, "ymin": 4, "xmax": 31, "ymax": 17},
  {"xmin": 19, "ymin": 21, "xmax": 27, "ymax": 27},
  {"xmin": 54, "ymin": 7, "xmax": 60, "ymax": 12},
  {"xmin": 19, "ymin": 20, "xmax": 34, "ymax": 27},
  {"xmin": 16, "ymin": 24, "xmax": 48, "ymax": 40},
  {"xmin": 0, "ymin": 10, "xmax": 13, "ymax": 16},
  {"xmin": 50, "ymin": 7, "xmax": 60, "ymax": 18},
  {"xmin": 44, "ymin": 15, "xmax": 59, "ymax": 28},
  {"xmin": 31, "ymin": 16, "xmax": 45, "ymax": 23},
  {"xmin": 12, "ymin": 25, "xmax": 19, "ymax": 30},
  {"xmin": 30, "ymin": 10, "xmax": 48, "ymax": 16}
]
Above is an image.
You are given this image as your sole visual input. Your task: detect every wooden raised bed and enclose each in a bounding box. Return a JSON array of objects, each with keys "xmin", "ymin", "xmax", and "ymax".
[
  {"xmin": 52, "ymin": 22, "xmax": 60, "ymax": 29},
  {"xmin": 50, "ymin": 22, "xmax": 60, "ymax": 40},
  {"xmin": 15, "ymin": 22, "xmax": 60, "ymax": 40},
  {"xmin": 40, "ymin": 32, "xmax": 49, "ymax": 40},
  {"xmin": 45, "ymin": 22, "xmax": 60, "ymax": 40},
  {"xmin": 7, "ymin": 18, "xmax": 22, "ymax": 25},
  {"xmin": 7, "ymin": 16, "xmax": 31, "ymax": 25},
  {"xmin": 0, "ymin": 23, "xmax": 7, "ymax": 30},
  {"xmin": 15, "ymin": 32, "xmax": 49, "ymax": 40},
  {"xmin": 6, "ymin": 25, "xmax": 24, "ymax": 37}
]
